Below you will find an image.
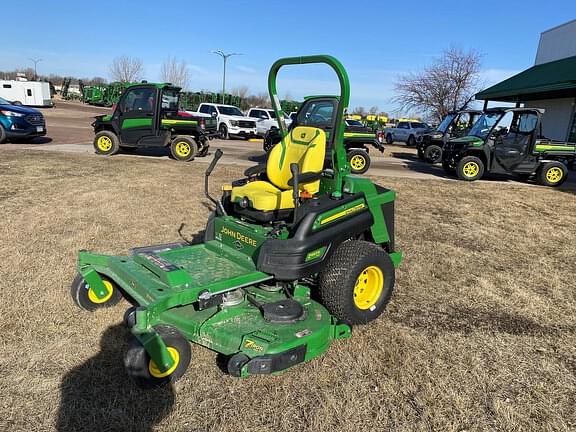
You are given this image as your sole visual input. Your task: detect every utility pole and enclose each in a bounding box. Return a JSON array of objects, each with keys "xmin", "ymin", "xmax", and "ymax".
[
  {"xmin": 211, "ymin": 50, "xmax": 242, "ymax": 100},
  {"xmin": 29, "ymin": 58, "xmax": 42, "ymax": 81}
]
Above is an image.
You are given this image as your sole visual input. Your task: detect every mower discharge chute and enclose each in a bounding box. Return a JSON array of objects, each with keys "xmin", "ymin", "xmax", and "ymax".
[{"xmin": 71, "ymin": 55, "xmax": 402, "ymax": 387}]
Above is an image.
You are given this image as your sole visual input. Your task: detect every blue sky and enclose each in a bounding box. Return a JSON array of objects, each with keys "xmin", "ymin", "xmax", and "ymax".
[{"xmin": 1, "ymin": 1, "xmax": 573, "ymax": 113}]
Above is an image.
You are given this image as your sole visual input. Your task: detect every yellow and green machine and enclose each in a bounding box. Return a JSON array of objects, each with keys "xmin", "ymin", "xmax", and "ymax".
[{"xmin": 71, "ymin": 55, "xmax": 402, "ymax": 387}]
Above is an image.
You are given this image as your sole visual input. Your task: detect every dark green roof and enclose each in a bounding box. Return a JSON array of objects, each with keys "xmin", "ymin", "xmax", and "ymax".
[{"xmin": 476, "ymin": 55, "xmax": 576, "ymax": 102}]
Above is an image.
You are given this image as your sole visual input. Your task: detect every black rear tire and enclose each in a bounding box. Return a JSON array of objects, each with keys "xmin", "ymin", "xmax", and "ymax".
[
  {"xmin": 424, "ymin": 145, "xmax": 442, "ymax": 163},
  {"xmin": 406, "ymin": 135, "xmax": 416, "ymax": 146},
  {"xmin": 537, "ymin": 161, "xmax": 568, "ymax": 187},
  {"xmin": 94, "ymin": 130, "xmax": 120, "ymax": 155},
  {"xmin": 385, "ymin": 134, "xmax": 393, "ymax": 145},
  {"xmin": 219, "ymin": 124, "xmax": 229, "ymax": 140},
  {"xmin": 347, "ymin": 149, "xmax": 371, "ymax": 174},
  {"xmin": 318, "ymin": 240, "xmax": 395, "ymax": 325},
  {"xmin": 70, "ymin": 273, "xmax": 123, "ymax": 311},
  {"xmin": 124, "ymin": 325, "xmax": 191, "ymax": 389},
  {"xmin": 170, "ymin": 136, "xmax": 197, "ymax": 161},
  {"xmin": 0, "ymin": 124, "xmax": 6, "ymax": 144}
]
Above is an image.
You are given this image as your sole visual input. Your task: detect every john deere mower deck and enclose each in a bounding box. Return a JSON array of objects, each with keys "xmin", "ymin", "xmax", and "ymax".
[{"xmin": 71, "ymin": 55, "xmax": 402, "ymax": 388}]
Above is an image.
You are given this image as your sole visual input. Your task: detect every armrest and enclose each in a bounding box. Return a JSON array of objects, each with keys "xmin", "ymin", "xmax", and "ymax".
[
  {"xmin": 243, "ymin": 163, "xmax": 267, "ymax": 177},
  {"xmin": 287, "ymin": 171, "xmax": 322, "ymax": 186}
]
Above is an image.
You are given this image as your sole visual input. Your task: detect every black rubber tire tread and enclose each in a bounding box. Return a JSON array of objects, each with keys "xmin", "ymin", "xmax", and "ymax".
[
  {"xmin": 70, "ymin": 273, "xmax": 123, "ymax": 311},
  {"xmin": 318, "ymin": 240, "xmax": 395, "ymax": 325},
  {"xmin": 219, "ymin": 124, "xmax": 229, "ymax": 140},
  {"xmin": 124, "ymin": 325, "xmax": 191, "ymax": 389},
  {"xmin": 385, "ymin": 134, "xmax": 393, "ymax": 145},
  {"xmin": 347, "ymin": 149, "xmax": 371, "ymax": 174},
  {"xmin": 537, "ymin": 161, "xmax": 568, "ymax": 187},
  {"xmin": 0, "ymin": 124, "xmax": 6, "ymax": 144},
  {"xmin": 227, "ymin": 353, "xmax": 250, "ymax": 377},
  {"xmin": 424, "ymin": 144, "xmax": 442, "ymax": 163},
  {"xmin": 170, "ymin": 136, "xmax": 197, "ymax": 162},
  {"xmin": 406, "ymin": 135, "xmax": 416, "ymax": 146},
  {"xmin": 93, "ymin": 130, "xmax": 120, "ymax": 156},
  {"xmin": 456, "ymin": 155, "xmax": 484, "ymax": 181}
]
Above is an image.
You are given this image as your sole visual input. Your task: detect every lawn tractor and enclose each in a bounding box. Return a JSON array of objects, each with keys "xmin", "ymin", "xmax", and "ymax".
[
  {"xmin": 442, "ymin": 107, "xmax": 576, "ymax": 186},
  {"xmin": 92, "ymin": 83, "xmax": 219, "ymax": 161},
  {"xmin": 416, "ymin": 110, "xmax": 482, "ymax": 163},
  {"xmin": 71, "ymin": 55, "xmax": 402, "ymax": 387},
  {"xmin": 264, "ymin": 106, "xmax": 384, "ymax": 174}
]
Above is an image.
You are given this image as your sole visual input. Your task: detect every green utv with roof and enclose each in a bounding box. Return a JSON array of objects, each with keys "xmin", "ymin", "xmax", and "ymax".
[
  {"xmin": 442, "ymin": 107, "xmax": 576, "ymax": 186},
  {"xmin": 92, "ymin": 83, "xmax": 218, "ymax": 161},
  {"xmin": 70, "ymin": 55, "xmax": 402, "ymax": 386},
  {"xmin": 264, "ymin": 108, "xmax": 384, "ymax": 174},
  {"xmin": 416, "ymin": 110, "xmax": 482, "ymax": 163}
]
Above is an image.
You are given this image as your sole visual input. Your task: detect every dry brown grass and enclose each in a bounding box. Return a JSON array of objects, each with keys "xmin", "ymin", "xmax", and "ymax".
[{"xmin": 0, "ymin": 149, "xmax": 574, "ymax": 432}]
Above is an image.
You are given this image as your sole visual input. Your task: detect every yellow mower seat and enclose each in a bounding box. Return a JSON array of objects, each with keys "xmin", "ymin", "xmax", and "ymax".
[{"xmin": 231, "ymin": 126, "xmax": 326, "ymax": 212}]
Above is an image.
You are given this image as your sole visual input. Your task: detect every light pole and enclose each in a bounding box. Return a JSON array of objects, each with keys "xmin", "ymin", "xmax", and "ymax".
[
  {"xmin": 29, "ymin": 58, "xmax": 42, "ymax": 81},
  {"xmin": 211, "ymin": 50, "xmax": 242, "ymax": 100}
]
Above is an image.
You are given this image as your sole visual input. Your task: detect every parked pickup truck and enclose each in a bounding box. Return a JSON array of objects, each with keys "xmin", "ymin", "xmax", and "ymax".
[
  {"xmin": 384, "ymin": 120, "xmax": 431, "ymax": 146},
  {"xmin": 442, "ymin": 107, "xmax": 575, "ymax": 186},
  {"xmin": 246, "ymin": 107, "xmax": 292, "ymax": 136},
  {"xmin": 197, "ymin": 103, "xmax": 258, "ymax": 140}
]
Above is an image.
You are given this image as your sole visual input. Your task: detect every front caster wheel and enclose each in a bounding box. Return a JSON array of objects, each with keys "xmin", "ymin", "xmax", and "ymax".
[
  {"xmin": 348, "ymin": 149, "xmax": 370, "ymax": 174},
  {"xmin": 227, "ymin": 353, "xmax": 250, "ymax": 377},
  {"xmin": 70, "ymin": 273, "xmax": 123, "ymax": 311},
  {"xmin": 124, "ymin": 325, "xmax": 191, "ymax": 388},
  {"xmin": 318, "ymin": 240, "xmax": 395, "ymax": 325}
]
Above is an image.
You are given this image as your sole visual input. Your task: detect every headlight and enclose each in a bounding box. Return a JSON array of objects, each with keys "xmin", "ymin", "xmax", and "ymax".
[
  {"xmin": 433, "ymin": 134, "xmax": 442, "ymax": 139},
  {"xmin": 0, "ymin": 110, "xmax": 24, "ymax": 117},
  {"xmin": 230, "ymin": 120, "xmax": 239, "ymax": 127}
]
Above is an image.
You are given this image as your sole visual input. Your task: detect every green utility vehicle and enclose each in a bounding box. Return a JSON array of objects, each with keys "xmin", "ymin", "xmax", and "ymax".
[
  {"xmin": 92, "ymin": 83, "xmax": 218, "ymax": 161},
  {"xmin": 442, "ymin": 107, "xmax": 576, "ymax": 186},
  {"xmin": 416, "ymin": 110, "xmax": 482, "ymax": 163},
  {"xmin": 71, "ymin": 56, "xmax": 401, "ymax": 386},
  {"xmin": 264, "ymin": 113, "xmax": 384, "ymax": 174}
]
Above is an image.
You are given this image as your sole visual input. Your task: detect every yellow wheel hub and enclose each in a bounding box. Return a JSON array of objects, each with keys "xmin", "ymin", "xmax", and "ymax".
[
  {"xmin": 350, "ymin": 154, "xmax": 366, "ymax": 170},
  {"xmin": 546, "ymin": 167, "xmax": 563, "ymax": 183},
  {"xmin": 353, "ymin": 265, "xmax": 384, "ymax": 310},
  {"xmin": 97, "ymin": 136, "xmax": 112, "ymax": 152},
  {"xmin": 87, "ymin": 279, "xmax": 114, "ymax": 304},
  {"xmin": 149, "ymin": 347, "xmax": 180, "ymax": 378},
  {"xmin": 462, "ymin": 161, "xmax": 479, "ymax": 178},
  {"xmin": 174, "ymin": 141, "xmax": 191, "ymax": 157}
]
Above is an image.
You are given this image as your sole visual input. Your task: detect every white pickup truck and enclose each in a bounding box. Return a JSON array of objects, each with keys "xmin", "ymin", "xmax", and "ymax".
[
  {"xmin": 384, "ymin": 120, "xmax": 431, "ymax": 146},
  {"xmin": 197, "ymin": 103, "xmax": 258, "ymax": 139},
  {"xmin": 246, "ymin": 107, "xmax": 292, "ymax": 137}
]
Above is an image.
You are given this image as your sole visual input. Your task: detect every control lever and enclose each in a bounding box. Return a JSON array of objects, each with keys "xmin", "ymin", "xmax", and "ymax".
[
  {"xmin": 290, "ymin": 163, "xmax": 300, "ymax": 223},
  {"xmin": 204, "ymin": 149, "xmax": 227, "ymax": 216}
]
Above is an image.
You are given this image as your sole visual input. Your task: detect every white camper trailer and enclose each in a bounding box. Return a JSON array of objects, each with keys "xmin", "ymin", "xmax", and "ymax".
[{"xmin": 0, "ymin": 80, "xmax": 53, "ymax": 107}]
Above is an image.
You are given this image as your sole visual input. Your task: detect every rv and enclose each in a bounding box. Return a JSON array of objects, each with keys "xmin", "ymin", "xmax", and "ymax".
[{"xmin": 0, "ymin": 80, "xmax": 53, "ymax": 107}]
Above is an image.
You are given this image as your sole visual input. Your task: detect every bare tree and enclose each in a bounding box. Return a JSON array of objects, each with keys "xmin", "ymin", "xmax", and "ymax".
[
  {"xmin": 351, "ymin": 106, "xmax": 367, "ymax": 116},
  {"xmin": 369, "ymin": 106, "xmax": 379, "ymax": 115},
  {"xmin": 160, "ymin": 57, "xmax": 190, "ymax": 89},
  {"xmin": 393, "ymin": 47, "xmax": 482, "ymax": 122},
  {"xmin": 109, "ymin": 55, "xmax": 144, "ymax": 83}
]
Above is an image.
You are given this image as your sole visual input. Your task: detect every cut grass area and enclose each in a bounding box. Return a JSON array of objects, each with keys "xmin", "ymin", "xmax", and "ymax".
[{"xmin": 0, "ymin": 150, "xmax": 574, "ymax": 432}]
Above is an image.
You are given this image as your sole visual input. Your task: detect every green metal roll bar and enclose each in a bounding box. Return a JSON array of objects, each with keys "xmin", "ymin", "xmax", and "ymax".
[{"xmin": 267, "ymin": 55, "xmax": 351, "ymax": 196}]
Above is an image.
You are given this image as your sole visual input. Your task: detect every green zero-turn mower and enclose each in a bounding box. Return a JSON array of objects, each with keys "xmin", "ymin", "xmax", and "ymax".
[{"xmin": 71, "ymin": 55, "xmax": 402, "ymax": 387}]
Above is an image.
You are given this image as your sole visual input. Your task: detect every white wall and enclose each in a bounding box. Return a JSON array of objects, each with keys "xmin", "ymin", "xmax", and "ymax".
[
  {"xmin": 524, "ymin": 98, "xmax": 575, "ymax": 140},
  {"xmin": 535, "ymin": 19, "xmax": 576, "ymax": 65}
]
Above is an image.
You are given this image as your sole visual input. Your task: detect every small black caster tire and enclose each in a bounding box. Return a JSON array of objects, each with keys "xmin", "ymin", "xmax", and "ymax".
[{"xmin": 70, "ymin": 273, "xmax": 123, "ymax": 311}]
